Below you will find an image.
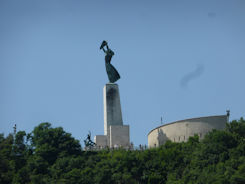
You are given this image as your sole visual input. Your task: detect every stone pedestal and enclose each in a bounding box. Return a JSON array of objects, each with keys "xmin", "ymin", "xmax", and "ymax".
[
  {"xmin": 104, "ymin": 83, "xmax": 123, "ymax": 137},
  {"xmin": 95, "ymin": 83, "xmax": 130, "ymax": 148},
  {"xmin": 94, "ymin": 135, "xmax": 107, "ymax": 148},
  {"xmin": 110, "ymin": 125, "xmax": 130, "ymax": 148}
]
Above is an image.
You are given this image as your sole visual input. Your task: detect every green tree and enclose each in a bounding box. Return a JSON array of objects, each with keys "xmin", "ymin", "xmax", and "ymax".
[
  {"xmin": 1, "ymin": 118, "xmax": 245, "ymax": 184},
  {"xmin": 0, "ymin": 134, "xmax": 14, "ymax": 184},
  {"xmin": 31, "ymin": 122, "xmax": 82, "ymax": 164}
]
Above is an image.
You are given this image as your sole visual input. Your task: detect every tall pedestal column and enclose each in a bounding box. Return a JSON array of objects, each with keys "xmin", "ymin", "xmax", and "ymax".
[
  {"xmin": 95, "ymin": 83, "xmax": 129, "ymax": 148},
  {"xmin": 104, "ymin": 83, "xmax": 123, "ymax": 139}
]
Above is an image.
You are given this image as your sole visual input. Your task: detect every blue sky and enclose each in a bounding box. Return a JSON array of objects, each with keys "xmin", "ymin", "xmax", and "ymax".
[{"xmin": 1, "ymin": 0, "xmax": 244, "ymax": 146}]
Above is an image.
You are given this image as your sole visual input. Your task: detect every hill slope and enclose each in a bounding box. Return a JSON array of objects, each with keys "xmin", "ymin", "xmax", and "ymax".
[{"xmin": 0, "ymin": 118, "xmax": 244, "ymax": 184}]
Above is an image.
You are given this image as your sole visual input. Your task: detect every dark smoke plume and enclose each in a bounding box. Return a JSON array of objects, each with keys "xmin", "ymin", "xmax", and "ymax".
[{"xmin": 180, "ymin": 64, "xmax": 204, "ymax": 88}]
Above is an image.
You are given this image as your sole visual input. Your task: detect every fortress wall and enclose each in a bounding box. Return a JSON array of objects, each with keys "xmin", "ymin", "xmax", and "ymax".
[
  {"xmin": 148, "ymin": 128, "xmax": 160, "ymax": 147},
  {"xmin": 148, "ymin": 115, "xmax": 227, "ymax": 148}
]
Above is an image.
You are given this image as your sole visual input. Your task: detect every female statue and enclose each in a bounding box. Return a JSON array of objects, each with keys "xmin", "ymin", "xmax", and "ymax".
[{"xmin": 100, "ymin": 41, "xmax": 120, "ymax": 83}]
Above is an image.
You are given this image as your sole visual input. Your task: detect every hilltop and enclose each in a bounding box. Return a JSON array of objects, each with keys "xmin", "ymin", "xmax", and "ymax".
[{"xmin": 0, "ymin": 118, "xmax": 244, "ymax": 184}]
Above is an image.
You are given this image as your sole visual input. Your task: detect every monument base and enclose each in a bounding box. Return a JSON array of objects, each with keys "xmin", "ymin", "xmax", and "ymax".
[
  {"xmin": 110, "ymin": 125, "xmax": 130, "ymax": 148},
  {"xmin": 94, "ymin": 83, "xmax": 130, "ymax": 149},
  {"xmin": 94, "ymin": 135, "xmax": 107, "ymax": 148}
]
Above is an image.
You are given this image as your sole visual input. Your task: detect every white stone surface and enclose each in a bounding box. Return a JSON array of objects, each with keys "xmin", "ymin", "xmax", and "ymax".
[
  {"xmin": 94, "ymin": 83, "xmax": 130, "ymax": 149},
  {"xmin": 94, "ymin": 135, "xmax": 107, "ymax": 148},
  {"xmin": 148, "ymin": 115, "xmax": 227, "ymax": 148},
  {"xmin": 110, "ymin": 125, "xmax": 130, "ymax": 148},
  {"xmin": 104, "ymin": 83, "xmax": 123, "ymax": 137}
]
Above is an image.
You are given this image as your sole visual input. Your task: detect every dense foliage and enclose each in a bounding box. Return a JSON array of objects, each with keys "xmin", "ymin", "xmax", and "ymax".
[{"xmin": 0, "ymin": 119, "xmax": 244, "ymax": 184}]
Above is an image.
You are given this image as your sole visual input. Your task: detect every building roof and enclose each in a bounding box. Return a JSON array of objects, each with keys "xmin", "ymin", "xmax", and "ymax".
[{"xmin": 148, "ymin": 115, "xmax": 227, "ymax": 136}]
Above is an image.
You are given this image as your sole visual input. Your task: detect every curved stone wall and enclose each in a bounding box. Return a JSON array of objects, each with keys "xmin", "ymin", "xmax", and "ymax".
[{"xmin": 148, "ymin": 115, "xmax": 227, "ymax": 148}]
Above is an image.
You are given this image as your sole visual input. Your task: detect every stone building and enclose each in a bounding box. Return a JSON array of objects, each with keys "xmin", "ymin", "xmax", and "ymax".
[{"xmin": 148, "ymin": 115, "xmax": 228, "ymax": 148}]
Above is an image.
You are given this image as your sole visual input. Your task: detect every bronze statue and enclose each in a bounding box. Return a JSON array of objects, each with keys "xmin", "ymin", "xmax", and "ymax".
[
  {"xmin": 100, "ymin": 41, "xmax": 120, "ymax": 83},
  {"xmin": 84, "ymin": 131, "xmax": 96, "ymax": 149}
]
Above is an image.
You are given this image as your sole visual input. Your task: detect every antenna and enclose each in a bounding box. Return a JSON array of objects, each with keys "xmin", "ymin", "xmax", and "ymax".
[
  {"xmin": 161, "ymin": 117, "xmax": 163, "ymax": 124},
  {"xmin": 13, "ymin": 124, "xmax": 17, "ymax": 135},
  {"xmin": 12, "ymin": 124, "xmax": 17, "ymax": 155},
  {"xmin": 13, "ymin": 124, "xmax": 17, "ymax": 143},
  {"xmin": 226, "ymin": 110, "xmax": 230, "ymax": 122},
  {"xmin": 226, "ymin": 110, "xmax": 230, "ymax": 117}
]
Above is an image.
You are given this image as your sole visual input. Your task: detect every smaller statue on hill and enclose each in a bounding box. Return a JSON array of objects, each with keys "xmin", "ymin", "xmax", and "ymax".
[{"xmin": 84, "ymin": 131, "xmax": 96, "ymax": 150}]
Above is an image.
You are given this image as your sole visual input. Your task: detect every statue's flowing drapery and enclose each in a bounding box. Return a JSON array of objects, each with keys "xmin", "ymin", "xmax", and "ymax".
[{"xmin": 100, "ymin": 41, "xmax": 120, "ymax": 83}]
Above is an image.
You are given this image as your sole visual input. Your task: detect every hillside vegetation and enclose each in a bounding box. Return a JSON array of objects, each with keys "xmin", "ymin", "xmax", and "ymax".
[{"xmin": 0, "ymin": 118, "xmax": 245, "ymax": 184}]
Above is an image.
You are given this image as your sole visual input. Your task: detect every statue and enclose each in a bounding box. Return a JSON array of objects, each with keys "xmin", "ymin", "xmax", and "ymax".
[
  {"xmin": 84, "ymin": 131, "xmax": 96, "ymax": 150},
  {"xmin": 100, "ymin": 41, "xmax": 120, "ymax": 83}
]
